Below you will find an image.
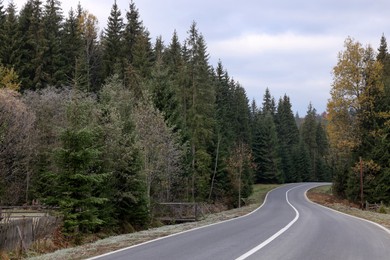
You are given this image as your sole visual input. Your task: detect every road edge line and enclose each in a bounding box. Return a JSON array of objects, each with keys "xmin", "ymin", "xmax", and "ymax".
[
  {"xmin": 234, "ymin": 184, "xmax": 302, "ymax": 260},
  {"xmin": 304, "ymin": 185, "xmax": 390, "ymax": 236},
  {"xmin": 86, "ymin": 185, "xmax": 288, "ymax": 260}
]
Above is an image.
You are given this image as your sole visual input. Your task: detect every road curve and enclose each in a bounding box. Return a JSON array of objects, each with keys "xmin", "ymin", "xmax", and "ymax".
[{"xmin": 88, "ymin": 183, "xmax": 390, "ymax": 260}]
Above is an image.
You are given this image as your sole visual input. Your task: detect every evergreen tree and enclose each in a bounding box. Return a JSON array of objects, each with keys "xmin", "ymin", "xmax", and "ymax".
[
  {"xmin": 102, "ymin": 0, "xmax": 124, "ymax": 79},
  {"xmin": 1, "ymin": 1, "xmax": 19, "ymax": 67},
  {"xmin": 252, "ymin": 112, "xmax": 281, "ymax": 183},
  {"xmin": 44, "ymin": 91, "xmax": 108, "ymax": 236},
  {"xmin": 262, "ymin": 87, "xmax": 276, "ymax": 115},
  {"xmin": 62, "ymin": 8, "xmax": 82, "ymax": 85},
  {"xmin": 184, "ymin": 22, "xmax": 216, "ymax": 200},
  {"xmin": 123, "ymin": 0, "xmax": 143, "ymax": 65},
  {"xmin": 275, "ymin": 95, "xmax": 299, "ymax": 182},
  {"xmin": 42, "ymin": 0, "xmax": 66, "ymax": 87},
  {"xmin": 0, "ymin": 1, "xmax": 6, "ymax": 57},
  {"xmin": 300, "ymin": 104, "xmax": 318, "ymax": 181},
  {"xmin": 148, "ymin": 43, "xmax": 179, "ymax": 128},
  {"xmin": 16, "ymin": 0, "xmax": 46, "ymax": 90},
  {"xmin": 99, "ymin": 76, "xmax": 149, "ymax": 231},
  {"xmin": 76, "ymin": 9, "xmax": 101, "ymax": 92}
]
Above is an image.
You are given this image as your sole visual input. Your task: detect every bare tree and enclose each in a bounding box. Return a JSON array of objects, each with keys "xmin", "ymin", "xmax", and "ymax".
[
  {"xmin": 0, "ymin": 89, "xmax": 35, "ymax": 204},
  {"xmin": 133, "ymin": 99, "xmax": 184, "ymax": 202}
]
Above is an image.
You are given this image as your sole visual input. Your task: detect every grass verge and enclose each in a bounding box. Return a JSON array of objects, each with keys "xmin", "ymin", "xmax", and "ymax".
[
  {"xmin": 23, "ymin": 184, "xmax": 280, "ymax": 260},
  {"xmin": 307, "ymin": 185, "xmax": 390, "ymax": 229}
]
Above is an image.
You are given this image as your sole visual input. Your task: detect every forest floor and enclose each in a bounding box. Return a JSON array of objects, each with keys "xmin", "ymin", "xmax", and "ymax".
[{"xmin": 9, "ymin": 184, "xmax": 389, "ymax": 260}]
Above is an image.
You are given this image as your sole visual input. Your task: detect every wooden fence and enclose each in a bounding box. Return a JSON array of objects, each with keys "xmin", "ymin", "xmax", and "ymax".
[
  {"xmin": 153, "ymin": 202, "xmax": 205, "ymax": 223},
  {"xmin": 0, "ymin": 206, "xmax": 60, "ymax": 252}
]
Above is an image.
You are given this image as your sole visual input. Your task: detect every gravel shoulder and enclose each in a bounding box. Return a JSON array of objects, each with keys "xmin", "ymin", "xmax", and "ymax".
[{"xmin": 26, "ymin": 205, "xmax": 260, "ymax": 260}]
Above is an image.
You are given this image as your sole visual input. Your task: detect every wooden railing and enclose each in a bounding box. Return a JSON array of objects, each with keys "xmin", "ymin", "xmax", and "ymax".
[{"xmin": 0, "ymin": 206, "xmax": 60, "ymax": 252}]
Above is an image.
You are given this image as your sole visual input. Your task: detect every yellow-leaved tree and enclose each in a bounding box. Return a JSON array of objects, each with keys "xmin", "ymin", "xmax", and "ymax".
[
  {"xmin": 0, "ymin": 65, "xmax": 21, "ymax": 91},
  {"xmin": 327, "ymin": 37, "xmax": 384, "ymax": 197}
]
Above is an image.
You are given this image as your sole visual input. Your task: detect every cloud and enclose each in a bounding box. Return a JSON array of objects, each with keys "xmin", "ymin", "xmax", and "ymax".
[{"xmin": 209, "ymin": 32, "xmax": 343, "ymax": 57}]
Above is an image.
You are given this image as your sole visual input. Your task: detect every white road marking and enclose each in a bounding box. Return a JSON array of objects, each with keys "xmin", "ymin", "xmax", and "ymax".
[
  {"xmin": 235, "ymin": 185, "xmax": 302, "ymax": 260},
  {"xmin": 87, "ymin": 185, "xmax": 288, "ymax": 260}
]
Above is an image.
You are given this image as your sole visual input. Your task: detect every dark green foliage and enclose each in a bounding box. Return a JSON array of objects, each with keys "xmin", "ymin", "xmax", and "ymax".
[
  {"xmin": 275, "ymin": 95, "xmax": 300, "ymax": 182},
  {"xmin": 102, "ymin": 1, "xmax": 124, "ymax": 79},
  {"xmin": 252, "ymin": 112, "xmax": 281, "ymax": 183},
  {"xmin": 43, "ymin": 93, "xmax": 108, "ymax": 235},
  {"xmin": 1, "ymin": 2, "xmax": 19, "ymax": 67},
  {"xmin": 62, "ymin": 8, "xmax": 82, "ymax": 84},
  {"xmin": 41, "ymin": 0, "xmax": 66, "ymax": 87},
  {"xmin": 98, "ymin": 76, "xmax": 149, "ymax": 230}
]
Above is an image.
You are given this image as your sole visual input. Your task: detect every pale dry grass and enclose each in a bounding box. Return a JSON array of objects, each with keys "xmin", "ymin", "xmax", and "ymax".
[{"xmin": 307, "ymin": 185, "xmax": 390, "ymax": 229}]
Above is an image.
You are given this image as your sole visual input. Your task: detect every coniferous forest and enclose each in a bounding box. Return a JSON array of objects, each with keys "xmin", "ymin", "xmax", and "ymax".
[{"xmin": 0, "ymin": 0, "xmax": 388, "ymax": 237}]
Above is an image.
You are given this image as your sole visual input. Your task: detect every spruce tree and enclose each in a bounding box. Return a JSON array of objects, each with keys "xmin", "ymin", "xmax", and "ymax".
[
  {"xmin": 262, "ymin": 87, "xmax": 276, "ymax": 115},
  {"xmin": 62, "ymin": 8, "xmax": 82, "ymax": 85},
  {"xmin": 300, "ymin": 104, "xmax": 318, "ymax": 180},
  {"xmin": 99, "ymin": 76, "xmax": 149, "ymax": 230},
  {"xmin": 275, "ymin": 95, "xmax": 299, "ymax": 182},
  {"xmin": 42, "ymin": 0, "xmax": 66, "ymax": 87},
  {"xmin": 252, "ymin": 112, "xmax": 281, "ymax": 183},
  {"xmin": 102, "ymin": 0, "xmax": 124, "ymax": 79},
  {"xmin": 44, "ymin": 91, "xmax": 108, "ymax": 236},
  {"xmin": 16, "ymin": 0, "xmax": 46, "ymax": 90},
  {"xmin": 123, "ymin": 0, "xmax": 143, "ymax": 65},
  {"xmin": 1, "ymin": 1, "xmax": 19, "ymax": 67},
  {"xmin": 184, "ymin": 22, "xmax": 216, "ymax": 200},
  {"xmin": 0, "ymin": 1, "xmax": 6, "ymax": 58}
]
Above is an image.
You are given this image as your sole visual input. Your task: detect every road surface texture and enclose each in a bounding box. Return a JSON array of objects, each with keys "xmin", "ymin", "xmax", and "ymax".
[{"xmin": 89, "ymin": 183, "xmax": 390, "ymax": 260}]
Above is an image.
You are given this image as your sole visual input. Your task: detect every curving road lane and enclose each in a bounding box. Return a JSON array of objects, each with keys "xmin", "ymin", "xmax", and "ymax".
[{"xmin": 89, "ymin": 183, "xmax": 390, "ymax": 260}]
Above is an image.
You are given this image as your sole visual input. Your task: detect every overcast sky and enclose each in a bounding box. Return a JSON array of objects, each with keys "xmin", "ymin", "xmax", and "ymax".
[{"xmin": 12, "ymin": 0, "xmax": 390, "ymax": 115}]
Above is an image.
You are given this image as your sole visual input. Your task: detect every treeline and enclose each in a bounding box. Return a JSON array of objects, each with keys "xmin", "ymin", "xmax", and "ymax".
[
  {"xmin": 327, "ymin": 36, "xmax": 390, "ymax": 205},
  {"xmin": 0, "ymin": 0, "xmax": 330, "ymax": 236}
]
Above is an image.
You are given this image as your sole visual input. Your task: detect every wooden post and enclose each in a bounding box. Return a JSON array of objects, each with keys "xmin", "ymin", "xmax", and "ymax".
[{"xmin": 360, "ymin": 157, "xmax": 364, "ymax": 209}]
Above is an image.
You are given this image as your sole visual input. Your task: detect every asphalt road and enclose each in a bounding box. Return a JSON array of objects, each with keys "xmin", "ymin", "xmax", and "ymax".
[{"xmin": 89, "ymin": 183, "xmax": 390, "ymax": 260}]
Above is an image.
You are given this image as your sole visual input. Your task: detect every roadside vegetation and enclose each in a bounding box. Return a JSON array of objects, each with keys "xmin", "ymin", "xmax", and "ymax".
[
  {"xmin": 307, "ymin": 185, "xmax": 390, "ymax": 229},
  {"xmin": 20, "ymin": 184, "xmax": 280, "ymax": 260}
]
